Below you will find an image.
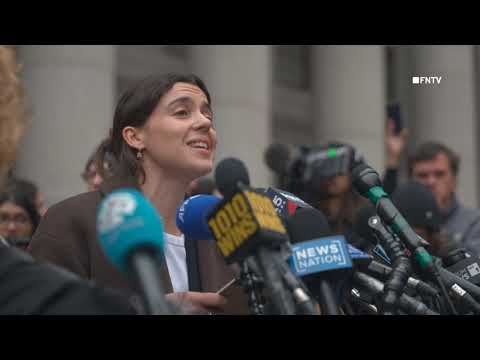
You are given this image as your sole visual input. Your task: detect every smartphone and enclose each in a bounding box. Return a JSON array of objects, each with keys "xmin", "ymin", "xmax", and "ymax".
[
  {"xmin": 387, "ymin": 102, "xmax": 403, "ymax": 135},
  {"xmin": 216, "ymin": 278, "xmax": 238, "ymax": 297}
]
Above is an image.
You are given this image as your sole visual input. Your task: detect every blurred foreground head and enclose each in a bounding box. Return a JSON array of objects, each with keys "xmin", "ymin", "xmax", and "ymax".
[
  {"xmin": 391, "ymin": 180, "xmax": 450, "ymax": 257},
  {"xmin": 186, "ymin": 176, "xmax": 220, "ymax": 197},
  {"xmin": 0, "ymin": 46, "xmax": 25, "ymax": 186}
]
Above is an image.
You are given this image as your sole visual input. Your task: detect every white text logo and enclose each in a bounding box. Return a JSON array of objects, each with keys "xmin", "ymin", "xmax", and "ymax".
[{"xmin": 412, "ymin": 76, "xmax": 442, "ymax": 85}]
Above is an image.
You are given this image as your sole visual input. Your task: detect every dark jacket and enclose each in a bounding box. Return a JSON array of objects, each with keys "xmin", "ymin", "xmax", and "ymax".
[
  {"xmin": 28, "ymin": 182, "xmax": 249, "ymax": 314},
  {"xmin": 0, "ymin": 244, "xmax": 136, "ymax": 315}
]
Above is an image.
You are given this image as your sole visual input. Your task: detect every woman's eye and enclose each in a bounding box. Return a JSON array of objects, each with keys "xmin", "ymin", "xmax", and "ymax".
[
  {"xmin": 203, "ymin": 110, "xmax": 214, "ymax": 121},
  {"xmin": 175, "ymin": 110, "xmax": 189, "ymax": 117}
]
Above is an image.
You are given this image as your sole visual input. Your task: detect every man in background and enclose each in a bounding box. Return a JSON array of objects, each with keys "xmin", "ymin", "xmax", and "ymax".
[{"xmin": 408, "ymin": 142, "xmax": 480, "ymax": 256}]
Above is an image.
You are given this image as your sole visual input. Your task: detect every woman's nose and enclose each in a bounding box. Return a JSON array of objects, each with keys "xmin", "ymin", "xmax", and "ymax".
[{"xmin": 194, "ymin": 114, "xmax": 213, "ymax": 131}]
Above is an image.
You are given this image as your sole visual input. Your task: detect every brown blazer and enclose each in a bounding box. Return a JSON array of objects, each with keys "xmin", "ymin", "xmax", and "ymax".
[{"xmin": 28, "ymin": 182, "xmax": 249, "ymax": 314}]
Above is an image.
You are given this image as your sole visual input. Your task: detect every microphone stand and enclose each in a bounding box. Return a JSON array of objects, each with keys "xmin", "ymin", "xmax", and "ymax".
[
  {"xmin": 240, "ymin": 259, "xmax": 266, "ymax": 315},
  {"xmin": 256, "ymin": 246, "xmax": 297, "ymax": 315}
]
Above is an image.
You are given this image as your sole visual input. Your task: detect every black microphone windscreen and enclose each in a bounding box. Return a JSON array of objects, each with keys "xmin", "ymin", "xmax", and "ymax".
[
  {"xmin": 351, "ymin": 163, "xmax": 371, "ymax": 180},
  {"xmin": 443, "ymin": 248, "xmax": 469, "ymax": 267},
  {"xmin": 214, "ymin": 157, "xmax": 250, "ymax": 197},
  {"xmin": 352, "ymin": 164, "xmax": 382, "ymax": 196},
  {"xmin": 264, "ymin": 143, "xmax": 291, "ymax": 174},
  {"xmin": 285, "ymin": 207, "xmax": 331, "ymax": 244}
]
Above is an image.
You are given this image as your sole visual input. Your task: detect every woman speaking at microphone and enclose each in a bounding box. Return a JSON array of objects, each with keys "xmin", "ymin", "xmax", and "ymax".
[{"xmin": 29, "ymin": 73, "xmax": 248, "ymax": 314}]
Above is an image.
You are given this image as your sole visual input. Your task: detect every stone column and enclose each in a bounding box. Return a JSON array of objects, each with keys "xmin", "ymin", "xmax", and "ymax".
[
  {"xmin": 311, "ymin": 45, "xmax": 386, "ymax": 172},
  {"xmin": 15, "ymin": 45, "xmax": 116, "ymax": 206},
  {"xmin": 408, "ymin": 45, "xmax": 477, "ymax": 208},
  {"xmin": 190, "ymin": 45, "xmax": 273, "ymax": 187}
]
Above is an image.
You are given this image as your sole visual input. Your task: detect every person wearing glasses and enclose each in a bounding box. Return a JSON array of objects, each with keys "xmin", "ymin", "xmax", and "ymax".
[
  {"xmin": 0, "ymin": 45, "xmax": 137, "ymax": 314},
  {"xmin": 0, "ymin": 184, "xmax": 40, "ymax": 250},
  {"xmin": 5, "ymin": 177, "xmax": 48, "ymax": 217}
]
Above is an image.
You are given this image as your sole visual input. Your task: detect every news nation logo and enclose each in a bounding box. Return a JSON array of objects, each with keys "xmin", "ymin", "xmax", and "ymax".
[
  {"xmin": 289, "ymin": 236, "xmax": 352, "ymax": 277},
  {"xmin": 412, "ymin": 76, "xmax": 442, "ymax": 85}
]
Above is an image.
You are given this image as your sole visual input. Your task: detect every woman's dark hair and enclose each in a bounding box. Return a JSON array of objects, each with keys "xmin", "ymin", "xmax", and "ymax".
[
  {"xmin": 0, "ymin": 183, "xmax": 40, "ymax": 233},
  {"xmin": 6, "ymin": 177, "xmax": 38, "ymax": 205},
  {"xmin": 102, "ymin": 73, "xmax": 211, "ymax": 186}
]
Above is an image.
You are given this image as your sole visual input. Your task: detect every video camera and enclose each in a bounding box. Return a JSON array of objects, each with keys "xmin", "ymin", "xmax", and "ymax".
[{"xmin": 268, "ymin": 142, "xmax": 365, "ymax": 198}]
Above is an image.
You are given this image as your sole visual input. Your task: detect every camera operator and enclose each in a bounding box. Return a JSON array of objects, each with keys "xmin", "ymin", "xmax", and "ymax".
[{"xmin": 290, "ymin": 142, "xmax": 371, "ymax": 251}]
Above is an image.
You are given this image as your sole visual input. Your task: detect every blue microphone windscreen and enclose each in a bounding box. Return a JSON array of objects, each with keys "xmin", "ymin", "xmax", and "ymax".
[
  {"xmin": 176, "ymin": 194, "xmax": 221, "ymax": 241},
  {"xmin": 97, "ymin": 188, "xmax": 165, "ymax": 273},
  {"xmin": 288, "ymin": 235, "xmax": 353, "ymax": 277}
]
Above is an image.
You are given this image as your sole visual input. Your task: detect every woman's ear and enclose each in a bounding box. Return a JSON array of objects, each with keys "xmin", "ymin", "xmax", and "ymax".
[{"xmin": 122, "ymin": 126, "xmax": 145, "ymax": 151}]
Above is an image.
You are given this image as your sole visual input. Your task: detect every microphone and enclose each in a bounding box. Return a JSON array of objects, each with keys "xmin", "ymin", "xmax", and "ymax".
[
  {"xmin": 215, "ymin": 157, "xmax": 250, "ymax": 198},
  {"xmin": 352, "ymin": 206, "xmax": 439, "ymax": 298},
  {"xmin": 263, "ymin": 187, "xmax": 313, "ymax": 219},
  {"xmin": 212, "ymin": 157, "xmax": 317, "ymax": 315},
  {"xmin": 176, "ymin": 194, "xmax": 268, "ymax": 314},
  {"xmin": 176, "ymin": 194, "xmax": 221, "ymax": 241},
  {"xmin": 448, "ymin": 282, "xmax": 480, "ymax": 314},
  {"xmin": 352, "ymin": 205, "xmax": 393, "ymax": 264},
  {"xmin": 348, "ymin": 243, "xmax": 374, "ymax": 266},
  {"xmin": 352, "ymin": 164, "xmax": 430, "ymax": 253},
  {"xmin": 288, "ymin": 235, "xmax": 353, "ymax": 314},
  {"xmin": 97, "ymin": 188, "xmax": 175, "ymax": 315},
  {"xmin": 264, "ymin": 143, "xmax": 303, "ymax": 176},
  {"xmin": 178, "ymin": 199, "xmax": 373, "ymax": 272},
  {"xmin": 264, "ymin": 143, "xmax": 308, "ymax": 193},
  {"xmin": 365, "ymin": 260, "xmax": 439, "ymax": 298},
  {"xmin": 439, "ymin": 248, "xmax": 480, "ymax": 313},
  {"xmin": 352, "ymin": 272, "xmax": 439, "ymax": 315},
  {"xmin": 365, "ymin": 214, "xmax": 412, "ymax": 315},
  {"xmin": 285, "ymin": 208, "xmax": 353, "ymax": 315},
  {"xmin": 443, "ymin": 248, "xmax": 480, "ymax": 287},
  {"xmin": 437, "ymin": 266, "xmax": 480, "ymax": 301},
  {"xmin": 346, "ymin": 242, "xmax": 440, "ymax": 298},
  {"xmin": 212, "ymin": 158, "xmax": 288, "ymax": 265}
]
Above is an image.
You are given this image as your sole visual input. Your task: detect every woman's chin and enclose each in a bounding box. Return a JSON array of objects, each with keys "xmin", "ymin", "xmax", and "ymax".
[{"xmin": 188, "ymin": 162, "xmax": 213, "ymax": 179}]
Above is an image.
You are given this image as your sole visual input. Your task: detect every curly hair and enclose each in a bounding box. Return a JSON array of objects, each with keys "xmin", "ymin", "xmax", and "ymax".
[{"xmin": 0, "ymin": 46, "xmax": 26, "ymax": 185}]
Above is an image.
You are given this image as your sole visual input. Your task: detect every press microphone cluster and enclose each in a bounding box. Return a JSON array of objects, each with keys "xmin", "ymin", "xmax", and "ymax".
[
  {"xmin": 353, "ymin": 209, "xmax": 480, "ymax": 314},
  {"xmin": 351, "ymin": 163, "xmax": 480, "ymax": 315},
  {"xmin": 177, "ymin": 158, "xmax": 319, "ymax": 315},
  {"xmin": 352, "ymin": 272, "xmax": 439, "ymax": 315},
  {"xmin": 176, "ymin": 156, "xmax": 480, "ymax": 315},
  {"xmin": 365, "ymin": 214, "xmax": 412, "ymax": 315},
  {"xmin": 213, "ymin": 158, "xmax": 320, "ymax": 314}
]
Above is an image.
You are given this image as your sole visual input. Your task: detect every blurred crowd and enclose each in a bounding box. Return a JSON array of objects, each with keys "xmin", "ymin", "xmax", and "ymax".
[{"xmin": 6, "ymin": 102, "xmax": 479, "ymax": 260}]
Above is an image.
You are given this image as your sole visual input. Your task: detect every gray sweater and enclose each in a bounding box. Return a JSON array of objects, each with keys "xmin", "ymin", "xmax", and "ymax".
[{"xmin": 443, "ymin": 196, "xmax": 480, "ymax": 256}]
